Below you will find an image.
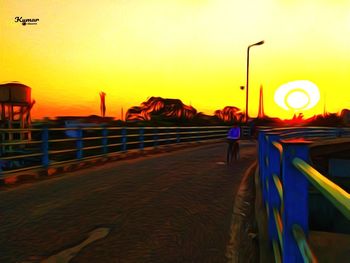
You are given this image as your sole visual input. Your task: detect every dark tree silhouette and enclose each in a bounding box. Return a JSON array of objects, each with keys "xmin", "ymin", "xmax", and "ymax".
[
  {"xmin": 214, "ymin": 106, "xmax": 243, "ymax": 122},
  {"xmin": 126, "ymin": 97, "xmax": 197, "ymax": 121}
]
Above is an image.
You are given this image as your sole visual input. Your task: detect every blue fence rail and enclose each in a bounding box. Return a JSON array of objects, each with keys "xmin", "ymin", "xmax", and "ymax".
[
  {"xmin": 258, "ymin": 127, "xmax": 350, "ymax": 262},
  {"xmin": 0, "ymin": 125, "xmax": 235, "ymax": 177}
]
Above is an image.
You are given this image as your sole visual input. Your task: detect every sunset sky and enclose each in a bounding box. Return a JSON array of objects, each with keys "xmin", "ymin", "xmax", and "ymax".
[{"xmin": 1, "ymin": 0, "xmax": 350, "ymax": 120}]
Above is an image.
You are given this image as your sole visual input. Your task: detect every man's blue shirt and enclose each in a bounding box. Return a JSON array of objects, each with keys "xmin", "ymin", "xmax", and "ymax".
[{"xmin": 227, "ymin": 127, "xmax": 240, "ymax": 139}]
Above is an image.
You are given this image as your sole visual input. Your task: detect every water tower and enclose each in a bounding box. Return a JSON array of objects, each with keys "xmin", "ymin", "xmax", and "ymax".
[{"xmin": 0, "ymin": 83, "xmax": 34, "ymax": 152}]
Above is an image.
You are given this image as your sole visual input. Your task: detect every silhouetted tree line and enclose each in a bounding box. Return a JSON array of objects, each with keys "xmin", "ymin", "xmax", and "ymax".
[
  {"xmin": 124, "ymin": 97, "xmax": 350, "ymax": 127},
  {"xmin": 34, "ymin": 97, "xmax": 350, "ymax": 127}
]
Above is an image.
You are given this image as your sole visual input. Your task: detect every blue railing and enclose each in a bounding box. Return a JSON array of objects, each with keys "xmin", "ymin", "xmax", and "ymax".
[
  {"xmin": 258, "ymin": 127, "xmax": 350, "ymax": 262},
  {"xmin": 0, "ymin": 126, "xmax": 233, "ymax": 177}
]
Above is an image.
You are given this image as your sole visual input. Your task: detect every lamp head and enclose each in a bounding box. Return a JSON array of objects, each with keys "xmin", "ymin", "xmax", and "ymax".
[
  {"xmin": 249, "ymin": 40, "xmax": 265, "ymax": 48},
  {"xmin": 255, "ymin": 40, "xmax": 265, "ymax": 46}
]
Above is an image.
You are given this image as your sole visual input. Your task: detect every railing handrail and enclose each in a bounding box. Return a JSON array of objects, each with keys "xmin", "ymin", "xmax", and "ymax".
[
  {"xmin": 293, "ymin": 157, "xmax": 350, "ymax": 220},
  {"xmin": 292, "ymin": 224, "xmax": 317, "ymax": 263},
  {"xmin": 0, "ymin": 125, "xmax": 234, "ymax": 176},
  {"xmin": 0, "ymin": 125, "xmax": 232, "ymax": 132}
]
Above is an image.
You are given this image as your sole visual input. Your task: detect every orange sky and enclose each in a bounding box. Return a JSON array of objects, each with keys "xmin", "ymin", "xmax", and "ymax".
[{"xmin": 1, "ymin": 0, "xmax": 350, "ymax": 120}]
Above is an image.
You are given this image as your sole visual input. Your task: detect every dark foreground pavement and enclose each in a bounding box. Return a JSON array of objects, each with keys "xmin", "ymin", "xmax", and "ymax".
[{"xmin": 0, "ymin": 142, "xmax": 257, "ymax": 263}]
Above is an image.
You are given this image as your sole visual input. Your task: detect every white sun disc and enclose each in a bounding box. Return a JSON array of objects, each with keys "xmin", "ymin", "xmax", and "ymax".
[{"xmin": 274, "ymin": 80, "xmax": 320, "ymax": 110}]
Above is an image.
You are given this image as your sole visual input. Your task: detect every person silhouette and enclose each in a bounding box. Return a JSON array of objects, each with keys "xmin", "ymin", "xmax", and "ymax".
[{"xmin": 226, "ymin": 123, "xmax": 241, "ymax": 164}]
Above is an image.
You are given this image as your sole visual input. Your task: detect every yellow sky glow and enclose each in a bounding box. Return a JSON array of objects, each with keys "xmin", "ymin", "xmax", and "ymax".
[{"xmin": 1, "ymin": 0, "xmax": 350, "ymax": 120}]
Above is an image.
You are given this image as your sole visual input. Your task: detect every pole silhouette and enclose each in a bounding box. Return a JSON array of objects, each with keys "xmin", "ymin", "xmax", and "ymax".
[
  {"xmin": 245, "ymin": 40, "xmax": 264, "ymax": 122},
  {"xmin": 100, "ymin": 92, "xmax": 106, "ymax": 117},
  {"xmin": 258, "ymin": 85, "xmax": 265, "ymax": 119}
]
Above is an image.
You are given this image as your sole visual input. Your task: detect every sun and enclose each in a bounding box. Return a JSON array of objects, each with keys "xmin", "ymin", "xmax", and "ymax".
[
  {"xmin": 285, "ymin": 89, "xmax": 311, "ymax": 110},
  {"xmin": 274, "ymin": 80, "xmax": 320, "ymax": 111}
]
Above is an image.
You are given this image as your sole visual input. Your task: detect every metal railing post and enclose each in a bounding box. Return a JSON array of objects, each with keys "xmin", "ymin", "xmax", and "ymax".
[
  {"xmin": 337, "ymin": 127, "xmax": 342, "ymax": 138},
  {"xmin": 0, "ymin": 131, "xmax": 3, "ymax": 176},
  {"xmin": 153, "ymin": 128, "xmax": 158, "ymax": 148},
  {"xmin": 258, "ymin": 130, "xmax": 268, "ymax": 203},
  {"xmin": 176, "ymin": 127, "xmax": 180, "ymax": 143},
  {"xmin": 169, "ymin": 128, "xmax": 176, "ymax": 144},
  {"xmin": 139, "ymin": 127, "xmax": 144, "ymax": 150},
  {"xmin": 76, "ymin": 128, "xmax": 83, "ymax": 160},
  {"xmin": 122, "ymin": 128, "xmax": 127, "ymax": 152},
  {"xmin": 41, "ymin": 127, "xmax": 49, "ymax": 168},
  {"xmin": 166, "ymin": 128, "xmax": 170, "ymax": 144},
  {"xmin": 242, "ymin": 125, "xmax": 251, "ymax": 138},
  {"xmin": 266, "ymin": 133, "xmax": 282, "ymax": 243},
  {"xmin": 280, "ymin": 139, "xmax": 312, "ymax": 262},
  {"xmin": 102, "ymin": 127, "xmax": 108, "ymax": 154}
]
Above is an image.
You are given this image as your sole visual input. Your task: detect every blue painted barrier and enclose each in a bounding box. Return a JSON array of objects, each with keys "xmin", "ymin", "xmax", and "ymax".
[
  {"xmin": 76, "ymin": 128, "xmax": 83, "ymax": 160},
  {"xmin": 41, "ymin": 127, "xmax": 49, "ymax": 167},
  {"xmin": 102, "ymin": 127, "xmax": 108, "ymax": 154},
  {"xmin": 122, "ymin": 128, "xmax": 127, "ymax": 152},
  {"xmin": 258, "ymin": 127, "xmax": 350, "ymax": 262},
  {"xmin": 280, "ymin": 140, "xmax": 311, "ymax": 262},
  {"xmin": 139, "ymin": 128, "xmax": 144, "ymax": 150},
  {"xmin": 153, "ymin": 128, "xmax": 158, "ymax": 148}
]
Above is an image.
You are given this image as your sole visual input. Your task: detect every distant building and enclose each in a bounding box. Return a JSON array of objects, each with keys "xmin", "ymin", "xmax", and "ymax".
[
  {"xmin": 340, "ymin": 109, "xmax": 350, "ymax": 124},
  {"xmin": 0, "ymin": 82, "xmax": 35, "ymax": 153},
  {"xmin": 258, "ymin": 85, "xmax": 265, "ymax": 119}
]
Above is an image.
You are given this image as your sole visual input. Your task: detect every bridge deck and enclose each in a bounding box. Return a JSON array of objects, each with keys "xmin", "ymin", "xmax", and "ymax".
[{"xmin": 0, "ymin": 142, "xmax": 257, "ymax": 262}]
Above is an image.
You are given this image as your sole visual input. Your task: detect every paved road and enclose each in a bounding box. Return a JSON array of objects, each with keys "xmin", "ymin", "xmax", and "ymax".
[{"xmin": 0, "ymin": 142, "xmax": 257, "ymax": 263}]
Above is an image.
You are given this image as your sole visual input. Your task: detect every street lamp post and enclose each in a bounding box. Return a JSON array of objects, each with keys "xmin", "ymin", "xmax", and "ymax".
[{"xmin": 245, "ymin": 40, "xmax": 264, "ymax": 122}]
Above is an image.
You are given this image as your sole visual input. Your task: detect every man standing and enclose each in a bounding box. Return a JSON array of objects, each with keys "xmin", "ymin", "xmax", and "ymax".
[{"xmin": 227, "ymin": 124, "xmax": 241, "ymax": 163}]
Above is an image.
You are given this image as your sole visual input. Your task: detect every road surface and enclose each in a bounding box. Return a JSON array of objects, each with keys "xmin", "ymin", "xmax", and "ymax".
[{"xmin": 0, "ymin": 142, "xmax": 257, "ymax": 263}]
